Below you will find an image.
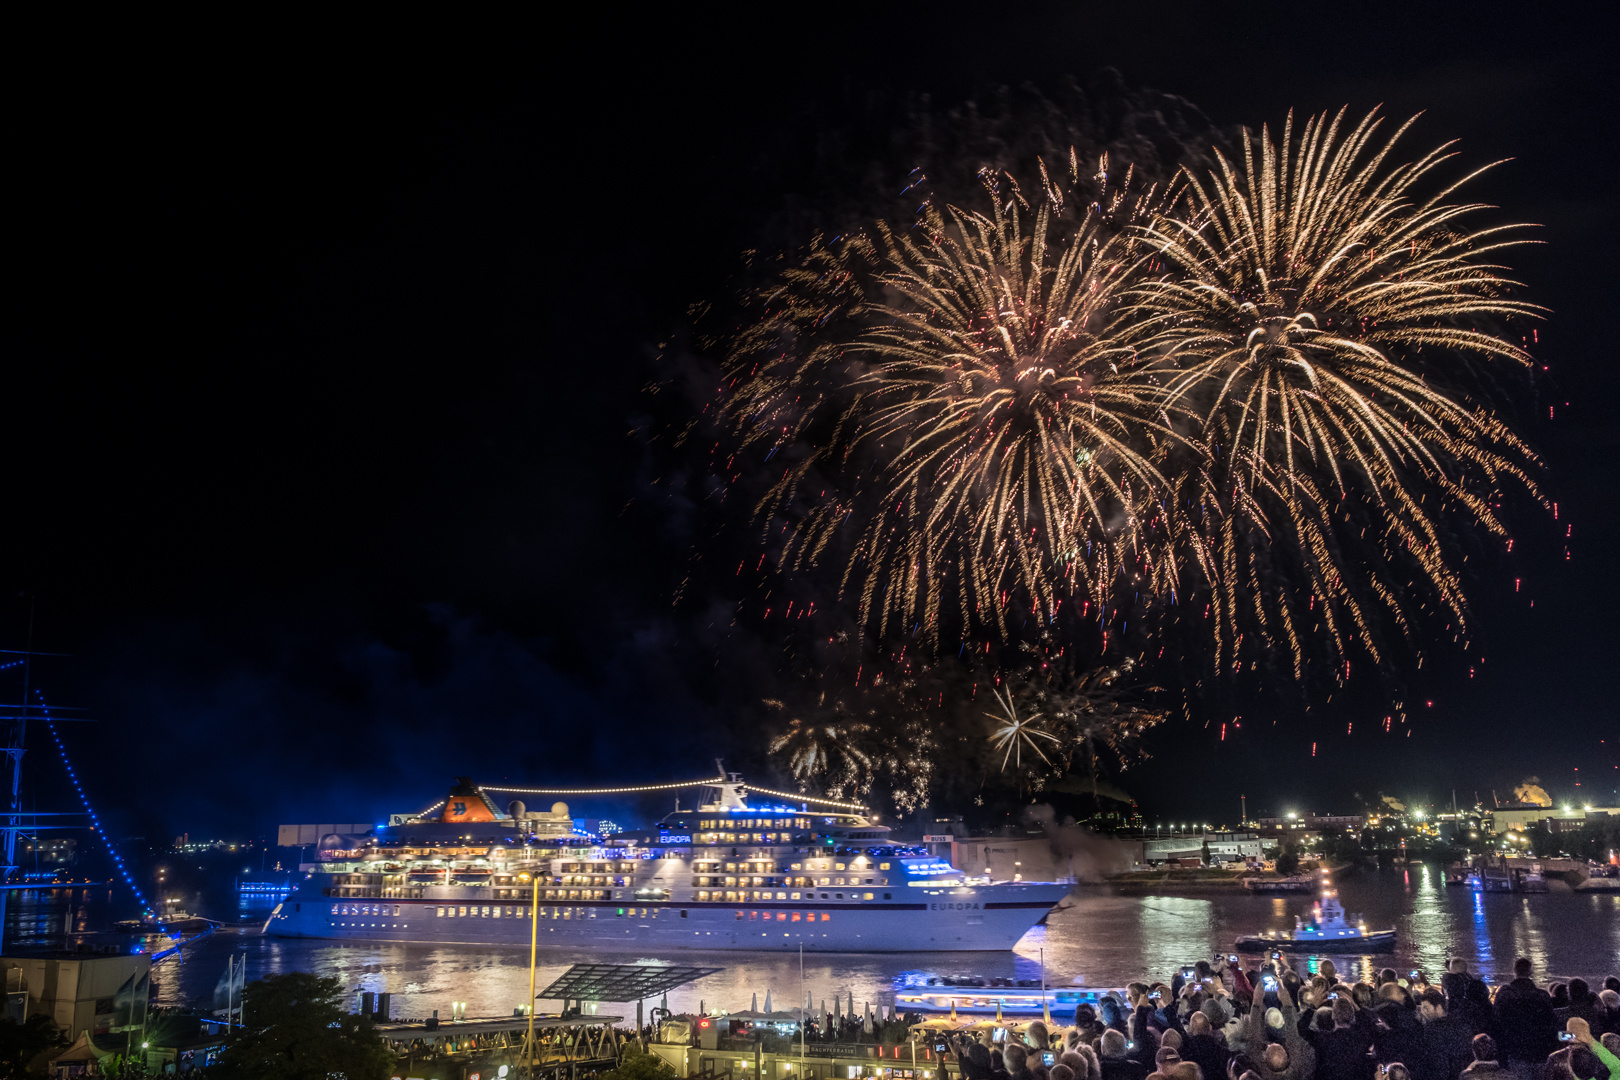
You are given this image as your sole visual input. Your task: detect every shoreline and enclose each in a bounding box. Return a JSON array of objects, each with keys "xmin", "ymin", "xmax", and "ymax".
[{"xmin": 1101, "ymin": 861, "xmax": 1356, "ymax": 895}]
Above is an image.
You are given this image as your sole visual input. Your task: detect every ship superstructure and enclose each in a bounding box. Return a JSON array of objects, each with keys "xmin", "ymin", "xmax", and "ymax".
[{"xmin": 266, "ymin": 777, "xmax": 1068, "ymax": 952}]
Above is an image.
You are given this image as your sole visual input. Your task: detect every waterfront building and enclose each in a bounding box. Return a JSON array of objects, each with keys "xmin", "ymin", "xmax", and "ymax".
[
  {"xmin": 17, "ymin": 839, "xmax": 76, "ymax": 866},
  {"xmin": 1486, "ymin": 803, "xmax": 1619, "ymax": 834},
  {"xmin": 1254, "ymin": 813, "xmax": 1366, "ymax": 833},
  {"xmin": 0, "ymin": 952, "xmax": 148, "ymax": 1042}
]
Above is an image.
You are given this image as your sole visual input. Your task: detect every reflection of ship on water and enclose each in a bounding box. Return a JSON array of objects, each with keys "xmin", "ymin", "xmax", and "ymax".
[{"xmin": 267, "ymin": 775, "xmax": 1070, "ymax": 952}]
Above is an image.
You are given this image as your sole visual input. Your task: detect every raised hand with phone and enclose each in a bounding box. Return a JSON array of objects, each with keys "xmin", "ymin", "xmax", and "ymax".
[{"xmin": 1562, "ymin": 1017, "xmax": 1620, "ymax": 1079}]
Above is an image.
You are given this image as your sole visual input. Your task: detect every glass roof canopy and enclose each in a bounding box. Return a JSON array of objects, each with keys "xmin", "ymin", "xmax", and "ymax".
[{"xmin": 539, "ymin": 963, "xmax": 723, "ymax": 1002}]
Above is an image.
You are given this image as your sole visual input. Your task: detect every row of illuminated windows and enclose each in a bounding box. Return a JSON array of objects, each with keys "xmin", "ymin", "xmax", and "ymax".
[
  {"xmin": 334, "ymin": 903, "xmax": 402, "ymax": 916},
  {"xmin": 692, "ymin": 876, "xmax": 888, "ymax": 888},
  {"xmin": 691, "ymin": 861, "xmax": 891, "ymax": 875},
  {"xmin": 437, "ymin": 905, "xmax": 527, "ymax": 918},
  {"xmin": 735, "ymin": 910, "xmax": 832, "ymax": 922},
  {"xmin": 558, "ymin": 862, "xmax": 639, "ymax": 873},
  {"xmin": 698, "ymin": 818, "xmax": 811, "ymax": 830},
  {"xmin": 696, "ymin": 890, "xmax": 882, "ymax": 902},
  {"xmin": 696, "ymin": 833, "xmax": 799, "ymax": 845},
  {"xmin": 432, "ymin": 904, "xmax": 673, "ymax": 921},
  {"xmin": 332, "ymin": 919, "xmax": 407, "ymax": 928}
]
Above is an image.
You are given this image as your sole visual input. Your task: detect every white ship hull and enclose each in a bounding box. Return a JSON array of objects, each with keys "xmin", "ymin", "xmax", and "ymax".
[{"xmin": 266, "ymin": 881, "xmax": 1068, "ymax": 953}]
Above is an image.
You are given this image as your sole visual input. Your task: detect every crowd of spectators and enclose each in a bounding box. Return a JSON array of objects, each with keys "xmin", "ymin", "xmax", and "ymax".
[{"xmin": 949, "ymin": 957, "xmax": 1620, "ymax": 1080}]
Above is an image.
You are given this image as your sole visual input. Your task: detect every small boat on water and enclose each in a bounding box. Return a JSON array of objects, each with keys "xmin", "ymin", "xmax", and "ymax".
[
  {"xmin": 1234, "ymin": 874, "xmax": 1395, "ymax": 954},
  {"xmin": 115, "ymin": 910, "xmax": 218, "ymax": 934},
  {"xmin": 1466, "ymin": 856, "xmax": 1515, "ymax": 892},
  {"xmin": 1518, "ymin": 866, "xmax": 1550, "ymax": 894}
]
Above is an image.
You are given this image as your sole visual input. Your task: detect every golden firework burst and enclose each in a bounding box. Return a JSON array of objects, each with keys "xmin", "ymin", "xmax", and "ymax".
[
  {"xmin": 1128, "ymin": 107, "xmax": 1544, "ymax": 677},
  {"xmin": 728, "ymin": 160, "xmax": 1187, "ymax": 642}
]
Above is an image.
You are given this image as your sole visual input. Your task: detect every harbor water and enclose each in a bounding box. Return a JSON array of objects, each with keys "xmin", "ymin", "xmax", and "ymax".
[{"xmin": 7, "ymin": 863, "xmax": 1615, "ymax": 1020}]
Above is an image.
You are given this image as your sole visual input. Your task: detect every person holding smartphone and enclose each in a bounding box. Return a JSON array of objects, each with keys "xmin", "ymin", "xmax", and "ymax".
[
  {"xmin": 1244, "ymin": 960, "xmax": 1316, "ymax": 1080},
  {"xmin": 1553, "ymin": 1018, "xmax": 1620, "ymax": 1080},
  {"xmin": 1125, "ymin": 987, "xmax": 1164, "ymax": 1074}
]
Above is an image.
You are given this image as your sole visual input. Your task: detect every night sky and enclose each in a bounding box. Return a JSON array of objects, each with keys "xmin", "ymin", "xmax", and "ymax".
[{"xmin": 7, "ymin": 5, "xmax": 1617, "ymax": 845}]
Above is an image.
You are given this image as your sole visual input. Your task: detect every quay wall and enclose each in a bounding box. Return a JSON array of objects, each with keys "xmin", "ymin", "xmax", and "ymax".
[{"xmin": 649, "ymin": 1040, "xmax": 951, "ymax": 1080}]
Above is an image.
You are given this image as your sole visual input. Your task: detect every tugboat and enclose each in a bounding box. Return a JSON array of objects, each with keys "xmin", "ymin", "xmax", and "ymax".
[{"xmin": 1234, "ymin": 873, "xmax": 1395, "ymax": 954}]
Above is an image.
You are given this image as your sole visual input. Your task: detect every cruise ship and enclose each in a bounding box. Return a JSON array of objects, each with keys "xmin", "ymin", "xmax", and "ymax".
[{"xmin": 265, "ymin": 777, "xmax": 1070, "ymax": 952}]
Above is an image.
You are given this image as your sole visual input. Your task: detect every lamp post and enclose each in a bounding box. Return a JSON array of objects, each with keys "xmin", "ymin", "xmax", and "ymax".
[{"xmin": 526, "ymin": 875, "xmax": 539, "ymax": 1076}]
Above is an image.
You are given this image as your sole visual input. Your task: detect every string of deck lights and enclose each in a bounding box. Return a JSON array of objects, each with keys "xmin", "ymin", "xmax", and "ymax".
[
  {"xmin": 739, "ymin": 785, "xmax": 868, "ymax": 812},
  {"xmin": 406, "ymin": 798, "xmax": 447, "ymax": 822},
  {"xmin": 37, "ymin": 690, "xmax": 153, "ymax": 914},
  {"xmin": 480, "ymin": 777, "xmax": 728, "ymax": 796},
  {"xmin": 476, "ymin": 776, "xmax": 867, "ymax": 813}
]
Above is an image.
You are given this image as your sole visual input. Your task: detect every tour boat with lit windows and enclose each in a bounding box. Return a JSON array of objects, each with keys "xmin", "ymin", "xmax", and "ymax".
[
  {"xmin": 1233, "ymin": 873, "xmax": 1395, "ymax": 954},
  {"xmin": 895, "ymin": 974, "xmax": 1123, "ymax": 1014},
  {"xmin": 265, "ymin": 777, "xmax": 1070, "ymax": 952}
]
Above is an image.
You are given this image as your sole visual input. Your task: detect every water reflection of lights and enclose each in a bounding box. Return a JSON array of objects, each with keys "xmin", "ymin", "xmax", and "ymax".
[
  {"xmin": 1136, "ymin": 896, "xmax": 1217, "ymax": 976},
  {"xmin": 1405, "ymin": 859, "xmax": 1455, "ymax": 975},
  {"xmin": 1473, "ymin": 889, "xmax": 1495, "ymax": 972}
]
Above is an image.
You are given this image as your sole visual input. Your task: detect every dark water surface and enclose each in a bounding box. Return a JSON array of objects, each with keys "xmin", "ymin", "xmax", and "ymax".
[{"xmin": 7, "ymin": 865, "xmax": 1617, "ymax": 1021}]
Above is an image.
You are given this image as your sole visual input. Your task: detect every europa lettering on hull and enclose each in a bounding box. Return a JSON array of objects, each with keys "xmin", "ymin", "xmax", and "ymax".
[{"xmin": 265, "ymin": 776, "xmax": 1069, "ymax": 953}]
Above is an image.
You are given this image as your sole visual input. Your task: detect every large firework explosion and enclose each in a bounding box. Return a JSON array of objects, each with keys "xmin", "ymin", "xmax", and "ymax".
[
  {"xmin": 707, "ymin": 105, "xmax": 1545, "ymax": 811},
  {"xmin": 726, "ymin": 155, "xmax": 1187, "ymax": 643},
  {"xmin": 1130, "ymin": 108, "xmax": 1544, "ymax": 680}
]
